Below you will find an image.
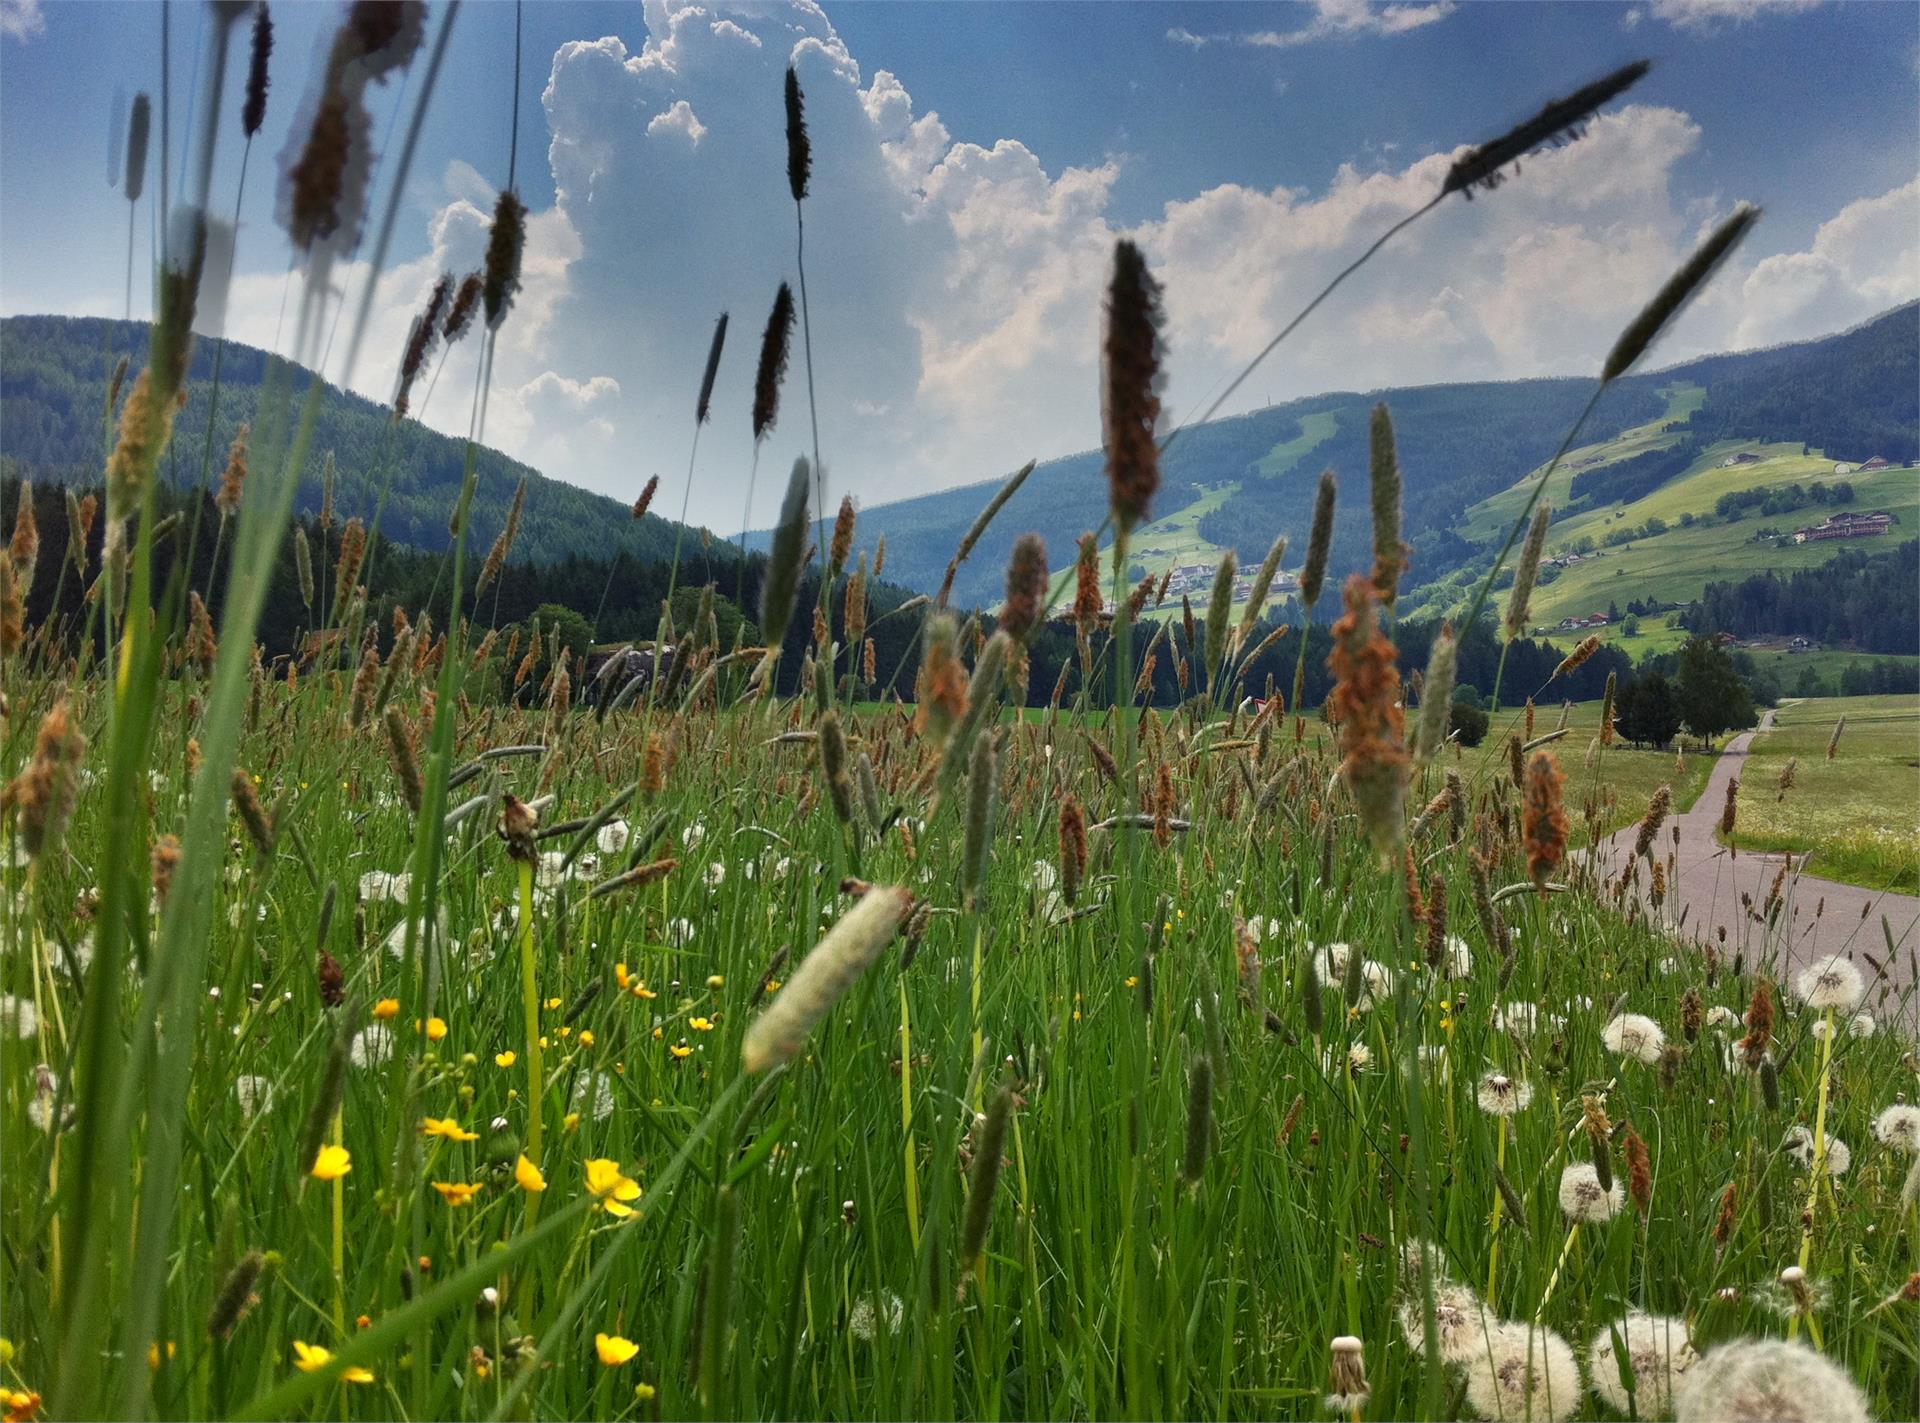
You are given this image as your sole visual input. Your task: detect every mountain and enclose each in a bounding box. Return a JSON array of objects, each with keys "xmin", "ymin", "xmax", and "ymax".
[
  {"xmin": 824, "ymin": 304, "xmax": 1919, "ymax": 615},
  {"xmin": 0, "ymin": 314, "xmax": 691, "ymax": 570}
]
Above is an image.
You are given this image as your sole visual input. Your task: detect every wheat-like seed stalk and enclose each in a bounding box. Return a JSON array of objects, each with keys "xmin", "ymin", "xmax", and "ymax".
[
  {"xmin": 1103, "ymin": 240, "xmax": 1165, "ymax": 533},
  {"xmin": 742, "ymin": 886, "xmax": 913, "ymax": 1073}
]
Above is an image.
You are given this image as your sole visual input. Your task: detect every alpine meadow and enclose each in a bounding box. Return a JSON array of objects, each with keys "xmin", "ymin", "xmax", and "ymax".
[{"xmin": 4, "ymin": 4, "xmax": 1920, "ymax": 1423}]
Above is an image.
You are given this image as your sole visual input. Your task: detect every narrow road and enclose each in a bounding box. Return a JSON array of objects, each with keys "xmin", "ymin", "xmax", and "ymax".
[{"xmin": 1592, "ymin": 709, "xmax": 1920, "ymax": 1005}]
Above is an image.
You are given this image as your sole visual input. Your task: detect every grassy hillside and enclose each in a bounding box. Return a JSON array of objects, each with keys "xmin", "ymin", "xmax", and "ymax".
[
  {"xmin": 837, "ymin": 304, "xmax": 1915, "ymax": 616},
  {"xmin": 0, "ymin": 314, "xmax": 697, "ymax": 570}
]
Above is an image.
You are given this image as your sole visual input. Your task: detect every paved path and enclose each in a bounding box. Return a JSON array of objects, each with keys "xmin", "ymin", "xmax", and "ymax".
[{"xmin": 1590, "ymin": 708, "xmax": 1920, "ymax": 1005}]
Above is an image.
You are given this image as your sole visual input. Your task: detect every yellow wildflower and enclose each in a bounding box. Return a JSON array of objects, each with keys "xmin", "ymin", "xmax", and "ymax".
[
  {"xmin": 291, "ymin": 1341, "xmax": 373, "ymax": 1383},
  {"xmin": 310, "ymin": 1145, "xmax": 351, "ymax": 1181},
  {"xmin": 689, "ymin": 1017, "xmax": 714, "ymax": 1032},
  {"xmin": 373, "ymin": 999, "xmax": 400, "ymax": 1021},
  {"xmin": 425, "ymin": 1017, "xmax": 448, "ymax": 1043},
  {"xmin": 584, "ymin": 1158, "xmax": 642, "ymax": 1217},
  {"xmin": 668, "ymin": 1043, "xmax": 693, "ymax": 1060},
  {"xmin": 431, "ymin": 1181, "xmax": 483, "ymax": 1208},
  {"xmin": 421, "ymin": 1116, "xmax": 478, "ymax": 1142},
  {"xmin": 495, "ymin": 1051, "xmax": 516, "ymax": 1068},
  {"xmin": 595, "ymin": 1333, "xmax": 640, "ymax": 1367},
  {"xmin": 514, "ymin": 1155, "xmax": 547, "ymax": 1192},
  {"xmin": 578, "ymin": 1029, "xmax": 595, "ymax": 1048}
]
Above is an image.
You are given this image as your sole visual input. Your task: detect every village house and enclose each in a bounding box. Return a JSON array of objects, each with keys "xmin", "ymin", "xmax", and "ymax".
[
  {"xmin": 1858, "ymin": 455, "xmax": 1891, "ymax": 471},
  {"xmin": 1791, "ymin": 510, "xmax": 1899, "ymax": 543},
  {"xmin": 1720, "ymin": 451, "xmax": 1762, "ymax": 466}
]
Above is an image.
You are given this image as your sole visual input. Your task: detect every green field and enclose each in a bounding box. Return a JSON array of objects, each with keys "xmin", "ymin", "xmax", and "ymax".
[{"xmin": 1729, "ymin": 694, "xmax": 1920, "ymax": 892}]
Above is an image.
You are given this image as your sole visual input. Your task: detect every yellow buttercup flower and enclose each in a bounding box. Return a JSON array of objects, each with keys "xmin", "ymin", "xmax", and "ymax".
[
  {"xmin": 668, "ymin": 1043, "xmax": 693, "ymax": 1060},
  {"xmin": 595, "ymin": 1333, "xmax": 640, "ymax": 1367},
  {"xmin": 373, "ymin": 999, "xmax": 400, "ymax": 1021},
  {"xmin": 515, "ymin": 1155, "xmax": 547, "ymax": 1192},
  {"xmin": 495, "ymin": 1051, "xmax": 517, "ymax": 1068},
  {"xmin": 291, "ymin": 1341, "xmax": 374, "ymax": 1383},
  {"xmin": 545, "ymin": 996, "xmax": 563, "ymax": 1011},
  {"xmin": 689, "ymin": 1017, "xmax": 715, "ymax": 1032},
  {"xmin": 310, "ymin": 1145, "xmax": 351, "ymax": 1181},
  {"xmin": 425, "ymin": 1017, "xmax": 448, "ymax": 1043},
  {"xmin": 584, "ymin": 1158, "xmax": 642, "ymax": 1217},
  {"xmin": 421, "ymin": 1116, "xmax": 478, "ymax": 1142},
  {"xmin": 432, "ymin": 1181, "xmax": 484, "ymax": 1208},
  {"xmin": 578, "ymin": 1029, "xmax": 596, "ymax": 1048}
]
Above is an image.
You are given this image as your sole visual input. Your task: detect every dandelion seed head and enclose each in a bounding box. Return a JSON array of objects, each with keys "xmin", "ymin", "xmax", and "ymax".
[
  {"xmin": 1602, "ymin": 1012, "xmax": 1666, "ymax": 1064},
  {"xmin": 848, "ymin": 1290, "xmax": 903, "ymax": 1341},
  {"xmin": 1675, "ymin": 1337, "xmax": 1869, "ymax": 1423},
  {"xmin": 1558, "ymin": 1162, "xmax": 1624, "ymax": 1223},
  {"xmin": 571, "ymin": 1072, "xmax": 616, "ymax": 1122},
  {"xmin": 1476, "ymin": 1073, "xmax": 1533, "ymax": 1116},
  {"xmin": 1792, "ymin": 954, "xmax": 1866, "ymax": 1013},
  {"xmin": 350, "ymin": 1023, "xmax": 393, "ymax": 1069},
  {"xmin": 596, "ymin": 819, "xmax": 631, "ymax": 855},
  {"xmin": 1784, "ymin": 1125, "xmax": 1851, "ymax": 1176},
  {"xmin": 1463, "ymin": 1322, "xmax": 1580, "ymax": 1423},
  {"xmin": 1590, "ymin": 1313, "xmax": 1698, "ymax": 1417},
  {"xmin": 1872, "ymin": 1104, "xmax": 1920, "ymax": 1154}
]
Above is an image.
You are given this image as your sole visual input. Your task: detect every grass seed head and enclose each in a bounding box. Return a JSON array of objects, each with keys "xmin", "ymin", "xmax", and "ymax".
[
  {"xmin": 1102, "ymin": 239, "xmax": 1165, "ymax": 533},
  {"xmin": 742, "ymin": 886, "xmax": 913, "ymax": 1073},
  {"xmin": 784, "ymin": 66, "xmax": 811, "ymax": 204}
]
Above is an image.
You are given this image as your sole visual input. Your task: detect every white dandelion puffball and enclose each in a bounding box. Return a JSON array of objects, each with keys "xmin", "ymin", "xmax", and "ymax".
[
  {"xmin": 1590, "ymin": 1313, "xmax": 1699, "ymax": 1417},
  {"xmin": 848, "ymin": 1290, "xmax": 904, "ymax": 1341},
  {"xmin": 1346, "ymin": 1042, "xmax": 1373, "ymax": 1073},
  {"xmin": 1030, "ymin": 860, "xmax": 1058, "ymax": 894},
  {"xmin": 0, "ymin": 993, "xmax": 39, "ymax": 1040},
  {"xmin": 1872, "ymin": 1104, "xmax": 1920, "ymax": 1154},
  {"xmin": 596, "ymin": 819, "xmax": 631, "ymax": 855},
  {"xmin": 383, "ymin": 906, "xmax": 450, "ymax": 960},
  {"xmin": 1558, "ymin": 1162, "xmax": 1625, "ymax": 1223},
  {"xmin": 1848, "ymin": 1011, "xmax": 1874, "ymax": 1039},
  {"xmin": 1704, "ymin": 1005, "xmax": 1740, "ymax": 1029},
  {"xmin": 1784, "ymin": 1126, "xmax": 1851, "ymax": 1177},
  {"xmin": 1354, "ymin": 959, "xmax": 1394, "ymax": 1011},
  {"xmin": 1440, "ymin": 934, "xmax": 1473, "ymax": 977},
  {"xmin": 1398, "ymin": 1280, "xmax": 1493, "ymax": 1364},
  {"xmin": 1494, "ymin": 1000, "xmax": 1558, "ymax": 1035},
  {"xmin": 1314, "ymin": 941, "xmax": 1353, "ymax": 984},
  {"xmin": 1602, "ymin": 1012, "xmax": 1666, "ymax": 1065},
  {"xmin": 235, "ymin": 1074, "xmax": 274, "ymax": 1118},
  {"xmin": 1476, "ymin": 1072, "xmax": 1533, "ymax": 1117},
  {"xmin": 350, "ymin": 1024, "xmax": 394, "ymax": 1069},
  {"xmin": 1792, "ymin": 954, "xmax": 1866, "ymax": 1013},
  {"xmin": 1463, "ymin": 1321, "xmax": 1581, "ymax": 1423},
  {"xmin": 536, "ymin": 852, "xmax": 572, "ymax": 890},
  {"xmin": 704, "ymin": 861, "xmax": 727, "ymax": 889},
  {"xmin": 681, "ymin": 822, "xmax": 707, "ymax": 852},
  {"xmin": 571, "ymin": 1071, "xmax": 616, "ymax": 1122},
  {"xmin": 358, "ymin": 869, "xmax": 410, "ymax": 903},
  {"xmin": 1675, "ymin": 1337, "xmax": 1869, "ymax": 1423},
  {"xmin": 667, "ymin": 917, "xmax": 696, "ymax": 948}
]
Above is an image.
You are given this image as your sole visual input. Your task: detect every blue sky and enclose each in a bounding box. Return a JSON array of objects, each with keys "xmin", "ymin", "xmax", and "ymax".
[{"xmin": 3, "ymin": 0, "xmax": 1916, "ymax": 527}]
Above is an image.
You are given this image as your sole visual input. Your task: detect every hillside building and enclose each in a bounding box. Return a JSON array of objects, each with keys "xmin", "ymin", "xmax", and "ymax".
[{"xmin": 1790, "ymin": 510, "xmax": 1899, "ymax": 543}]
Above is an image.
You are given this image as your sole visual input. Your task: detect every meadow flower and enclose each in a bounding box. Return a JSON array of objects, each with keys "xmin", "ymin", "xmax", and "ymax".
[
  {"xmin": 1031, "ymin": 859, "xmax": 1059, "ymax": 894},
  {"xmin": 596, "ymin": 819, "xmax": 631, "ymax": 854},
  {"xmin": 1325, "ymin": 1336, "xmax": 1369, "ymax": 1413},
  {"xmin": 1590, "ymin": 1312, "xmax": 1698, "ymax": 1416},
  {"xmin": 536, "ymin": 852, "xmax": 572, "ymax": 890},
  {"xmin": 1346, "ymin": 1042, "xmax": 1373, "ymax": 1073},
  {"xmin": 1493, "ymin": 1000, "xmax": 1554, "ymax": 1035},
  {"xmin": 571, "ymin": 1072, "xmax": 616, "ymax": 1122},
  {"xmin": 1872, "ymin": 1104, "xmax": 1920, "ymax": 1153},
  {"xmin": 350, "ymin": 1024, "xmax": 393, "ymax": 1069},
  {"xmin": 585, "ymin": 1158, "xmax": 642, "ymax": 1217},
  {"xmin": 235, "ymin": 1074, "xmax": 273, "ymax": 1118},
  {"xmin": 1785, "ymin": 1126, "xmax": 1851, "ymax": 1176},
  {"xmin": 849, "ymin": 1290, "xmax": 904, "ymax": 1340},
  {"xmin": 495, "ymin": 1051, "xmax": 517, "ymax": 1068},
  {"xmin": 291, "ymin": 1341, "xmax": 372, "ymax": 1383},
  {"xmin": 432, "ymin": 1181, "xmax": 483, "ymax": 1207},
  {"xmin": 358, "ymin": 869, "xmax": 409, "ymax": 902},
  {"xmin": 422, "ymin": 1116, "xmax": 478, "ymax": 1142},
  {"xmin": 595, "ymin": 1333, "xmax": 640, "ymax": 1367},
  {"xmin": 1437, "ymin": 934, "xmax": 1473, "ymax": 977},
  {"xmin": 1848, "ymin": 1011, "xmax": 1875, "ymax": 1038},
  {"xmin": 0, "ymin": 995, "xmax": 38, "ymax": 1040},
  {"xmin": 425, "ymin": 1017, "xmax": 448, "ymax": 1042},
  {"xmin": 1704, "ymin": 1005, "xmax": 1740, "ymax": 1029},
  {"xmin": 1602, "ymin": 1013, "xmax": 1665, "ymax": 1065},
  {"xmin": 681, "ymin": 822, "xmax": 707, "ymax": 852},
  {"xmin": 667, "ymin": 918, "xmax": 695, "ymax": 948},
  {"xmin": 1674, "ymin": 1337, "xmax": 1869, "ymax": 1423},
  {"xmin": 1558, "ymin": 1162, "xmax": 1624, "ymax": 1223},
  {"xmin": 1476, "ymin": 1073, "xmax": 1532, "ymax": 1116},
  {"xmin": 1462, "ymin": 1322, "xmax": 1580, "ymax": 1423},
  {"xmin": 515, "ymin": 1155, "xmax": 547, "ymax": 1192},
  {"xmin": 310, "ymin": 1145, "xmax": 352, "ymax": 1181},
  {"xmin": 1792, "ymin": 955, "xmax": 1866, "ymax": 1013},
  {"xmin": 1398, "ymin": 1278, "xmax": 1493, "ymax": 1363}
]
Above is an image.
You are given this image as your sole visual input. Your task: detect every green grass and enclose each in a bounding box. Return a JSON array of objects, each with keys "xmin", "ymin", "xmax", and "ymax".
[
  {"xmin": 1727, "ymin": 694, "xmax": 1920, "ymax": 893},
  {"xmin": 1253, "ymin": 409, "xmax": 1339, "ymax": 477}
]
